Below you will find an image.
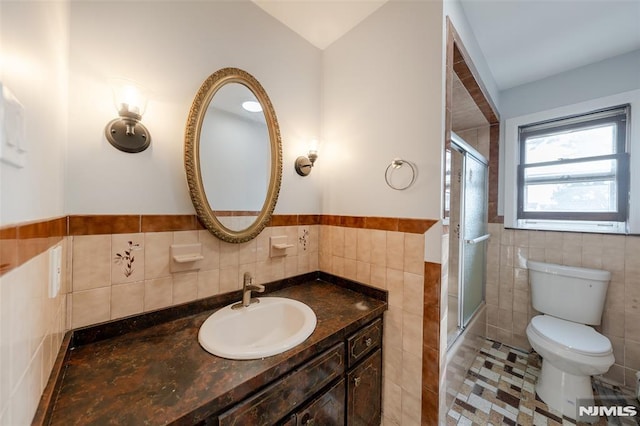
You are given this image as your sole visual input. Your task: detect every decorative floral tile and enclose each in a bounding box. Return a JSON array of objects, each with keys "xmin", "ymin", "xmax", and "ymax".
[{"xmin": 111, "ymin": 234, "xmax": 144, "ymax": 284}]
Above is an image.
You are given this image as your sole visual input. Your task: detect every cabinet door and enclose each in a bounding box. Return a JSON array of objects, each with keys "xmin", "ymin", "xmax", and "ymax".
[
  {"xmin": 296, "ymin": 379, "xmax": 345, "ymax": 426},
  {"xmin": 346, "ymin": 349, "xmax": 382, "ymax": 426}
]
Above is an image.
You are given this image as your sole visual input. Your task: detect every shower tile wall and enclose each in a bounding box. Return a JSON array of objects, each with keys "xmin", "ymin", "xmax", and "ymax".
[
  {"xmin": 455, "ymin": 127, "xmax": 490, "ymax": 159},
  {"xmin": 486, "ymin": 224, "xmax": 640, "ymax": 389}
]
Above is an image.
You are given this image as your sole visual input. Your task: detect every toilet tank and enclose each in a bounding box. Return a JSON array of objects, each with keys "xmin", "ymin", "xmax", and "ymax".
[{"xmin": 527, "ymin": 260, "xmax": 611, "ymax": 325}]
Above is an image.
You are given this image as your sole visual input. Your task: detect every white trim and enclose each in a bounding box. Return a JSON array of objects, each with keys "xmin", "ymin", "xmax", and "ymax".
[{"xmin": 504, "ymin": 89, "xmax": 640, "ymax": 234}]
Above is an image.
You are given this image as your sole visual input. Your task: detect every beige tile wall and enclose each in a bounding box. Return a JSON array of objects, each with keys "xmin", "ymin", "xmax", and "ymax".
[
  {"xmin": 68, "ymin": 223, "xmax": 427, "ymax": 424},
  {"xmin": 318, "ymin": 226, "xmax": 425, "ymax": 426},
  {"xmin": 69, "ymin": 225, "xmax": 319, "ymax": 329},
  {"xmin": 486, "ymin": 223, "xmax": 640, "ymax": 389},
  {"xmin": 0, "ymin": 240, "xmax": 68, "ymax": 424}
]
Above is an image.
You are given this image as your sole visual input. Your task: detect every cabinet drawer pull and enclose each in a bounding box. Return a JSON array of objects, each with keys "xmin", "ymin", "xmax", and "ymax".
[
  {"xmin": 365, "ymin": 337, "xmax": 372, "ymax": 347},
  {"xmin": 353, "ymin": 376, "xmax": 361, "ymax": 387}
]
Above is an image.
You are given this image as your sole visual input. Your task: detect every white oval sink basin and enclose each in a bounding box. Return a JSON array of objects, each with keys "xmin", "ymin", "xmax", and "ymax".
[{"xmin": 198, "ymin": 297, "xmax": 317, "ymax": 360}]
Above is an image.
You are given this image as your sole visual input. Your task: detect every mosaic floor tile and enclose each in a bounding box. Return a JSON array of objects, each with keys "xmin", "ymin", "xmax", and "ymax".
[{"xmin": 447, "ymin": 339, "xmax": 640, "ymax": 426}]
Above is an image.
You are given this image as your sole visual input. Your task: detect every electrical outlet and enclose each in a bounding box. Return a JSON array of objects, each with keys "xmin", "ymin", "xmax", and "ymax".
[{"xmin": 49, "ymin": 245, "xmax": 62, "ymax": 298}]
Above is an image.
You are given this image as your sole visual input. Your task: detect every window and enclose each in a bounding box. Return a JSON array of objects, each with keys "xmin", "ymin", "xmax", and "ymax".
[{"xmin": 516, "ymin": 105, "xmax": 630, "ymax": 230}]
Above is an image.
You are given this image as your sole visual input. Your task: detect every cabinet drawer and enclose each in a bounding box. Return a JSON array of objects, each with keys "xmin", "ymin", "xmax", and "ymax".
[
  {"xmin": 296, "ymin": 378, "xmax": 345, "ymax": 426},
  {"xmin": 219, "ymin": 343, "xmax": 345, "ymax": 426},
  {"xmin": 346, "ymin": 318, "xmax": 381, "ymax": 367}
]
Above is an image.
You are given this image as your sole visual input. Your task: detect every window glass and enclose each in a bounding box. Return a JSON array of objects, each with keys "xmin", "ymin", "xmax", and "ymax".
[
  {"xmin": 523, "ymin": 181, "xmax": 617, "ymax": 213},
  {"xmin": 524, "ymin": 124, "xmax": 616, "ymax": 163},
  {"xmin": 517, "ymin": 105, "xmax": 629, "ymax": 224}
]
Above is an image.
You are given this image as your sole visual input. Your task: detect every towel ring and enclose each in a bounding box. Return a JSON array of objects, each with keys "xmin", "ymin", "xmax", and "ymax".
[{"xmin": 385, "ymin": 158, "xmax": 417, "ymax": 190}]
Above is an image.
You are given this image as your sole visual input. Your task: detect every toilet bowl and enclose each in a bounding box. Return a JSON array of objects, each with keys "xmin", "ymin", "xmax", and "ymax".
[
  {"xmin": 526, "ymin": 315, "xmax": 614, "ymax": 418},
  {"xmin": 526, "ymin": 260, "xmax": 614, "ymax": 420}
]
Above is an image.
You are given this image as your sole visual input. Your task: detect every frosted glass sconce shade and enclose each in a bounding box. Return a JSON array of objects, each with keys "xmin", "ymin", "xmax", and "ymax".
[
  {"xmin": 295, "ymin": 139, "xmax": 319, "ymax": 176},
  {"xmin": 105, "ymin": 80, "xmax": 151, "ymax": 153}
]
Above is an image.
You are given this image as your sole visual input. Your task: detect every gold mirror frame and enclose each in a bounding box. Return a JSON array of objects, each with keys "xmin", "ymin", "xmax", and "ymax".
[{"xmin": 184, "ymin": 67, "xmax": 282, "ymax": 243}]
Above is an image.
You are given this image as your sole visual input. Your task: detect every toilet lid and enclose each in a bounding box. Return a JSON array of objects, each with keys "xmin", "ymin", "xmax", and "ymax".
[{"xmin": 530, "ymin": 315, "xmax": 612, "ymax": 356}]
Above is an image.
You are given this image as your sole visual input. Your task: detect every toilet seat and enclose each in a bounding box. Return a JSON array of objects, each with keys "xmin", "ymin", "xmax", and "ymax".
[{"xmin": 529, "ymin": 315, "xmax": 612, "ymax": 356}]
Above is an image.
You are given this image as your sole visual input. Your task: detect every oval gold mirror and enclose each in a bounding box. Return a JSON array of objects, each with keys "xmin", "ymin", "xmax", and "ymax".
[{"xmin": 185, "ymin": 68, "xmax": 282, "ymax": 243}]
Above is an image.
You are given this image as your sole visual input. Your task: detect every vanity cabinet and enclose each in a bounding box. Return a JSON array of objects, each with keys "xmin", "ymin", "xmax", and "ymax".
[
  {"xmin": 216, "ymin": 317, "xmax": 383, "ymax": 426},
  {"xmin": 39, "ymin": 279, "xmax": 388, "ymax": 426}
]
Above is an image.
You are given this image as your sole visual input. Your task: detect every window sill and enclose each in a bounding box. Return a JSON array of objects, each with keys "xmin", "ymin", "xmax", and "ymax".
[{"xmin": 515, "ymin": 219, "xmax": 626, "ymax": 234}]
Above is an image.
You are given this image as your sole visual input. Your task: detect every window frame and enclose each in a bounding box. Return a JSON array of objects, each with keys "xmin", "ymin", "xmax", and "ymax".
[{"xmin": 516, "ymin": 105, "xmax": 630, "ymax": 223}]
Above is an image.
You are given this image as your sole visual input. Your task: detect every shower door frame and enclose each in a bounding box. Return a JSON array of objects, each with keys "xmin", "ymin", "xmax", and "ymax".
[{"xmin": 450, "ymin": 132, "xmax": 489, "ymax": 336}]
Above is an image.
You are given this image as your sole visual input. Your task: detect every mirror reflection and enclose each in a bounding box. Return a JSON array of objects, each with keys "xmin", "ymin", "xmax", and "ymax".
[{"xmin": 199, "ymin": 83, "xmax": 270, "ymax": 231}]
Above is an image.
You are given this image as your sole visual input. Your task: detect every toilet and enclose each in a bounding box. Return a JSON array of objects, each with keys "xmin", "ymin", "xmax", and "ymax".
[{"xmin": 525, "ymin": 260, "xmax": 615, "ymax": 420}]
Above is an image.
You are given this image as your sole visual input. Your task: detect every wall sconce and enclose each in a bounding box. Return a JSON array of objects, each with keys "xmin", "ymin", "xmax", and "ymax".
[
  {"xmin": 105, "ymin": 80, "xmax": 151, "ymax": 153},
  {"xmin": 294, "ymin": 139, "xmax": 319, "ymax": 176}
]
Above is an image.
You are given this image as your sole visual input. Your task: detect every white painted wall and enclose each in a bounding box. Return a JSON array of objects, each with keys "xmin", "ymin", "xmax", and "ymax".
[
  {"xmin": 0, "ymin": 1, "xmax": 68, "ymax": 226},
  {"xmin": 322, "ymin": 0, "xmax": 444, "ymax": 219},
  {"xmin": 65, "ymin": 1, "xmax": 322, "ymax": 215},
  {"xmin": 0, "ymin": 2, "xmax": 70, "ymax": 423},
  {"xmin": 500, "ymin": 49, "xmax": 640, "ymax": 119}
]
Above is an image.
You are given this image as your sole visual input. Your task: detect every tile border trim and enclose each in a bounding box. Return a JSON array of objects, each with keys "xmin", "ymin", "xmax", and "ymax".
[
  {"xmin": 0, "ymin": 216, "xmax": 66, "ymax": 277},
  {"xmin": 65, "ymin": 214, "xmax": 435, "ymax": 235}
]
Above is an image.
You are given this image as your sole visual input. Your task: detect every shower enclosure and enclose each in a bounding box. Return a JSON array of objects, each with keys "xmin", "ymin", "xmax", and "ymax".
[{"xmin": 446, "ymin": 132, "xmax": 489, "ymax": 347}]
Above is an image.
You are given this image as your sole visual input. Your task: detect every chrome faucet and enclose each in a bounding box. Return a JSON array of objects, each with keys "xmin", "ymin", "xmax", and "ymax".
[{"xmin": 233, "ymin": 272, "xmax": 264, "ymax": 309}]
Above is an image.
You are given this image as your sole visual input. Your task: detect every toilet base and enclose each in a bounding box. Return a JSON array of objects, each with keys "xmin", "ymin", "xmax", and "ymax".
[{"xmin": 536, "ymin": 358, "xmax": 597, "ymax": 422}]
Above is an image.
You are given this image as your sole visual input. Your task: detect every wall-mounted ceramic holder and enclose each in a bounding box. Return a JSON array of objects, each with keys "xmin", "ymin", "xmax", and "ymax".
[
  {"xmin": 270, "ymin": 236, "xmax": 294, "ymax": 257},
  {"xmin": 170, "ymin": 243, "xmax": 204, "ymax": 272}
]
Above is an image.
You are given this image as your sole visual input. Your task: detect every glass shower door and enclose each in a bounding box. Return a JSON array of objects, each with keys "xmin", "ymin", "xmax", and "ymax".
[
  {"xmin": 446, "ymin": 133, "xmax": 489, "ymax": 346},
  {"xmin": 460, "ymin": 152, "xmax": 488, "ymax": 327}
]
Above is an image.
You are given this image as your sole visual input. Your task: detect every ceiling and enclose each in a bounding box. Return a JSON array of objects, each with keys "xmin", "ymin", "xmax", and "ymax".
[
  {"xmin": 459, "ymin": 0, "xmax": 640, "ymax": 90},
  {"xmin": 252, "ymin": 0, "xmax": 387, "ymax": 50},
  {"xmin": 254, "ymin": 0, "xmax": 640, "ymax": 91}
]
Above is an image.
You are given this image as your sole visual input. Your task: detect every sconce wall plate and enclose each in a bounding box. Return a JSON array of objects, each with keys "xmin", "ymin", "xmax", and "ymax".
[
  {"xmin": 294, "ymin": 156, "xmax": 313, "ymax": 176},
  {"xmin": 295, "ymin": 148, "xmax": 318, "ymax": 177},
  {"xmin": 105, "ymin": 118, "xmax": 151, "ymax": 153}
]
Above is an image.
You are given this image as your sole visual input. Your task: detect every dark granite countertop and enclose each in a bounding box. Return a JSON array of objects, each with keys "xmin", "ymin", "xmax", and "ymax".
[{"xmin": 40, "ymin": 275, "xmax": 387, "ymax": 425}]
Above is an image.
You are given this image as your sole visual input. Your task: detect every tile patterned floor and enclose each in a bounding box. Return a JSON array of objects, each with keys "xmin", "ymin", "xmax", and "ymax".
[{"xmin": 446, "ymin": 339, "xmax": 640, "ymax": 426}]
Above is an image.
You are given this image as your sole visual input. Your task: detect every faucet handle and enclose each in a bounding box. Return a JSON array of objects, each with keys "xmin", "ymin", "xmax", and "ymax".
[{"xmin": 248, "ymin": 283, "xmax": 265, "ymax": 293}]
